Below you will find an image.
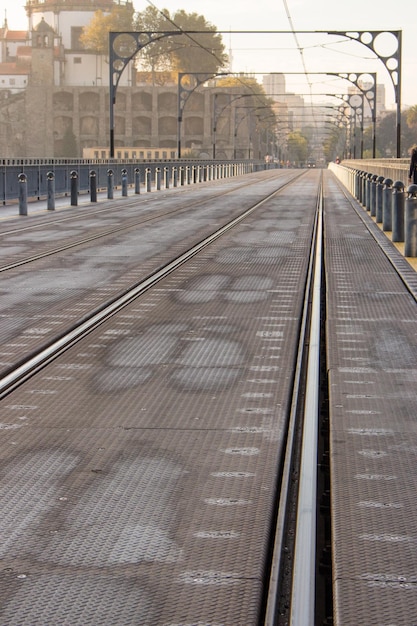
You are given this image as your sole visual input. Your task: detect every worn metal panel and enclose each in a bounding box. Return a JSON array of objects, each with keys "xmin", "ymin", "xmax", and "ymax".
[
  {"xmin": 325, "ymin": 170, "xmax": 417, "ymax": 625},
  {"xmin": 0, "ymin": 171, "xmax": 319, "ymax": 625}
]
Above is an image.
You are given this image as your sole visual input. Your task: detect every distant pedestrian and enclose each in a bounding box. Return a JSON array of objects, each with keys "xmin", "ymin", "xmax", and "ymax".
[{"xmin": 408, "ymin": 145, "xmax": 417, "ymax": 183}]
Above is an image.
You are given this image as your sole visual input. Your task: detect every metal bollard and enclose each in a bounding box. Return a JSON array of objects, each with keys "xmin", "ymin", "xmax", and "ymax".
[
  {"xmin": 89, "ymin": 170, "xmax": 97, "ymax": 203},
  {"xmin": 173, "ymin": 166, "xmax": 178, "ymax": 188},
  {"xmin": 70, "ymin": 170, "xmax": 78, "ymax": 206},
  {"xmin": 134, "ymin": 168, "xmax": 141, "ymax": 194},
  {"xmin": 392, "ymin": 180, "xmax": 405, "ymax": 242},
  {"xmin": 375, "ymin": 176, "xmax": 384, "ymax": 223},
  {"xmin": 355, "ymin": 170, "xmax": 361, "ymax": 201},
  {"xmin": 370, "ymin": 174, "xmax": 378, "ymax": 217},
  {"xmin": 365, "ymin": 173, "xmax": 372, "ymax": 211},
  {"xmin": 382, "ymin": 178, "xmax": 393, "ymax": 232},
  {"xmin": 360, "ymin": 171, "xmax": 366, "ymax": 206},
  {"xmin": 18, "ymin": 172, "xmax": 28, "ymax": 215},
  {"xmin": 145, "ymin": 167, "xmax": 151, "ymax": 192},
  {"xmin": 360, "ymin": 171, "xmax": 366, "ymax": 205},
  {"xmin": 47, "ymin": 171, "xmax": 55, "ymax": 210},
  {"xmin": 121, "ymin": 168, "xmax": 128, "ymax": 196},
  {"xmin": 404, "ymin": 184, "xmax": 417, "ymax": 257},
  {"xmin": 156, "ymin": 167, "xmax": 161, "ymax": 191},
  {"xmin": 107, "ymin": 169, "xmax": 114, "ymax": 199},
  {"xmin": 164, "ymin": 166, "xmax": 169, "ymax": 189}
]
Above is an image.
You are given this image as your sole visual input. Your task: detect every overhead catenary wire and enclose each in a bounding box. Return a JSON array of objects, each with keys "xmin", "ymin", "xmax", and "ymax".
[
  {"xmin": 282, "ymin": 0, "xmax": 320, "ymax": 134},
  {"xmin": 142, "ymin": 0, "xmax": 277, "ymax": 115}
]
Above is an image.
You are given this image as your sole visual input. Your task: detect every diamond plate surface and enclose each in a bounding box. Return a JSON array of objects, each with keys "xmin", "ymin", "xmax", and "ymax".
[
  {"xmin": 325, "ymin": 171, "xmax": 417, "ymax": 626},
  {"xmin": 334, "ymin": 579, "xmax": 417, "ymax": 626},
  {"xmin": 0, "ymin": 170, "xmax": 298, "ymax": 376},
  {"xmin": 0, "ymin": 170, "xmax": 320, "ymax": 625}
]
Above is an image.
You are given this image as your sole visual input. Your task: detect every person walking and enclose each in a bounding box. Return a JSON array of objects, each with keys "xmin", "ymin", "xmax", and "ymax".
[{"xmin": 408, "ymin": 145, "xmax": 417, "ymax": 183}]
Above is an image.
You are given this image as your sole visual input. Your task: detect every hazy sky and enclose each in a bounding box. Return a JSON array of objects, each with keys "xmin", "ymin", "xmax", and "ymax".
[{"xmin": 3, "ymin": 0, "xmax": 415, "ymax": 108}]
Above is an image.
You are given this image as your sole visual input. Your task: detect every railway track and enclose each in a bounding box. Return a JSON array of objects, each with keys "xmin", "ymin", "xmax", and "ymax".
[
  {"xmin": 0, "ymin": 169, "xmax": 305, "ymax": 377},
  {"xmin": 0, "ymin": 169, "xmax": 328, "ymax": 625},
  {"xmin": 0, "ymin": 169, "xmax": 303, "ymax": 272}
]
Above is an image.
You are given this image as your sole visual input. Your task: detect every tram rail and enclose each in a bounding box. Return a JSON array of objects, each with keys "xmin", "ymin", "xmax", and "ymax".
[
  {"xmin": 0, "ymin": 169, "xmax": 326, "ymax": 625},
  {"xmin": 0, "ymin": 170, "xmax": 304, "ymax": 273}
]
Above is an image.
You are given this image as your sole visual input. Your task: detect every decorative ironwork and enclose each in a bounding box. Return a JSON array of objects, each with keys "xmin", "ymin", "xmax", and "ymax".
[{"xmin": 108, "ymin": 29, "xmax": 402, "ymax": 158}]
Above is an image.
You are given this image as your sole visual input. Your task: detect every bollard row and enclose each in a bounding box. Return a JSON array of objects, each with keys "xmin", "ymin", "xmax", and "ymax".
[
  {"xmin": 16, "ymin": 162, "xmax": 254, "ymax": 215},
  {"xmin": 330, "ymin": 164, "xmax": 417, "ymax": 258}
]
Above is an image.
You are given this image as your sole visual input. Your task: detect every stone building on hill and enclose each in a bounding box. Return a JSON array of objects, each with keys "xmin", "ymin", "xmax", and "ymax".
[{"xmin": 0, "ymin": 0, "xmax": 264, "ymax": 159}]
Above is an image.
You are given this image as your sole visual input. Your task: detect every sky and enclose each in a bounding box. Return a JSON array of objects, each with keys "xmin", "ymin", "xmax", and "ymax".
[{"xmin": 3, "ymin": 0, "xmax": 416, "ymax": 110}]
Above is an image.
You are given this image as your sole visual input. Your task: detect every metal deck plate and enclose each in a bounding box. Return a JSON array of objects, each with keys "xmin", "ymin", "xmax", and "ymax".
[
  {"xmin": 325, "ymin": 171, "xmax": 417, "ymax": 625},
  {"xmin": 0, "ymin": 171, "xmax": 320, "ymax": 625}
]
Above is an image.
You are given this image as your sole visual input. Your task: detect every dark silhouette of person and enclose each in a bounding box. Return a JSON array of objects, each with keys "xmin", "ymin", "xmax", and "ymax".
[{"xmin": 408, "ymin": 145, "xmax": 417, "ymax": 184}]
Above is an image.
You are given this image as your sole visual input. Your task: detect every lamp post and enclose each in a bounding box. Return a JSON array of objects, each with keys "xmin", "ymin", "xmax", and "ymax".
[
  {"xmin": 109, "ymin": 30, "xmax": 401, "ymax": 157},
  {"xmin": 177, "ymin": 72, "xmax": 229, "ymax": 158}
]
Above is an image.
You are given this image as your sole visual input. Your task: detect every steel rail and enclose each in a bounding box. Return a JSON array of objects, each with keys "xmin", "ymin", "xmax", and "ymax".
[
  {"xmin": 0, "ymin": 177, "xmax": 303, "ymax": 399},
  {"xmin": 290, "ymin": 180, "xmax": 323, "ymax": 625},
  {"xmin": 0, "ymin": 170, "xmax": 304, "ymax": 273},
  {"xmin": 263, "ymin": 176, "xmax": 322, "ymax": 625},
  {"xmin": 0, "ymin": 168, "xmax": 286, "ymax": 238}
]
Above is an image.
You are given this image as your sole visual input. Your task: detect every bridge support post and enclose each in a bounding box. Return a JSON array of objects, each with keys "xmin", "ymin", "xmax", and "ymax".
[
  {"xmin": 146, "ymin": 168, "xmax": 151, "ymax": 192},
  {"xmin": 370, "ymin": 174, "xmax": 378, "ymax": 217},
  {"xmin": 121, "ymin": 168, "xmax": 128, "ymax": 196},
  {"xmin": 392, "ymin": 180, "xmax": 405, "ymax": 242},
  {"xmin": 404, "ymin": 184, "xmax": 417, "ymax": 257},
  {"xmin": 89, "ymin": 170, "xmax": 97, "ymax": 203},
  {"xmin": 107, "ymin": 169, "xmax": 114, "ymax": 199},
  {"xmin": 376, "ymin": 176, "xmax": 384, "ymax": 223},
  {"xmin": 47, "ymin": 171, "xmax": 55, "ymax": 210},
  {"xmin": 382, "ymin": 179, "xmax": 393, "ymax": 231},
  {"xmin": 365, "ymin": 173, "xmax": 372, "ymax": 211},
  {"xmin": 70, "ymin": 170, "xmax": 78, "ymax": 206},
  {"xmin": 18, "ymin": 173, "xmax": 28, "ymax": 215},
  {"xmin": 135, "ymin": 168, "xmax": 141, "ymax": 194}
]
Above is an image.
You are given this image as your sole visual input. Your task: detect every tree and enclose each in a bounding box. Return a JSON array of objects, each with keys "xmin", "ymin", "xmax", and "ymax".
[
  {"xmin": 133, "ymin": 8, "xmax": 227, "ymax": 76},
  {"xmin": 323, "ymin": 128, "xmax": 345, "ymax": 162},
  {"xmin": 80, "ymin": 3, "xmax": 135, "ymax": 55},
  {"xmin": 167, "ymin": 10, "xmax": 228, "ymax": 74},
  {"xmin": 363, "ymin": 111, "xmax": 416, "ymax": 157},
  {"xmin": 134, "ymin": 6, "xmax": 175, "ymax": 79},
  {"xmin": 406, "ymin": 105, "xmax": 417, "ymax": 130},
  {"xmin": 81, "ymin": 6, "xmax": 227, "ymax": 82},
  {"xmin": 287, "ymin": 130, "xmax": 308, "ymax": 165},
  {"xmin": 59, "ymin": 127, "xmax": 78, "ymax": 158}
]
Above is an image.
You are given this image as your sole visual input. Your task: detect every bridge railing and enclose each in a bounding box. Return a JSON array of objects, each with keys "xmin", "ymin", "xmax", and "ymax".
[
  {"xmin": 339, "ymin": 158, "xmax": 409, "ymax": 187},
  {"xmin": 1, "ymin": 158, "xmax": 274, "ymax": 205},
  {"xmin": 329, "ymin": 160, "xmax": 417, "ymax": 258}
]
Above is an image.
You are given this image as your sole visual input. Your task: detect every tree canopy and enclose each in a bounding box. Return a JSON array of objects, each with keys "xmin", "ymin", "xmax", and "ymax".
[
  {"xmin": 80, "ymin": 4, "xmax": 228, "ymax": 78},
  {"xmin": 362, "ymin": 110, "xmax": 416, "ymax": 157},
  {"xmin": 80, "ymin": 3, "xmax": 135, "ymax": 55},
  {"xmin": 406, "ymin": 105, "xmax": 417, "ymax": 131},
  {"xmin": 287, "ymin": 130, "xmax": 309, "ymax": 165}
]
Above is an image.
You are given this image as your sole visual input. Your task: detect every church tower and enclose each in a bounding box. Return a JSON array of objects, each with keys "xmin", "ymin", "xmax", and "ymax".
[
  {"xmin": 25, "ymin": 0, "xmax": 114, "ymax": 46},
  {"xmin": 25, "ymin": 0, "xmax": 123, "ymax": 86},
  {"xmin": 30, "ymin": 17, "xmax": 55, "ymax": 85}
]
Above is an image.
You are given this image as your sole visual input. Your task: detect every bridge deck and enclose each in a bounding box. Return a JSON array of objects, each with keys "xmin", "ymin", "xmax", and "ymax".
[
  {"xmin": 324, "ymin": 173, "xmax": 417, "ymax": 625},
  {"xmin": 0, "ymin": 169, "xmax": 416, "ymax": 625}
]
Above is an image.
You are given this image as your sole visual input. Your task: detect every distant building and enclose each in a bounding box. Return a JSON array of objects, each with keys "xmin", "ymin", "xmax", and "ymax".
[{"xmin": 0, "ymin": 2, "xmax": 267, "ymax": 158}]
